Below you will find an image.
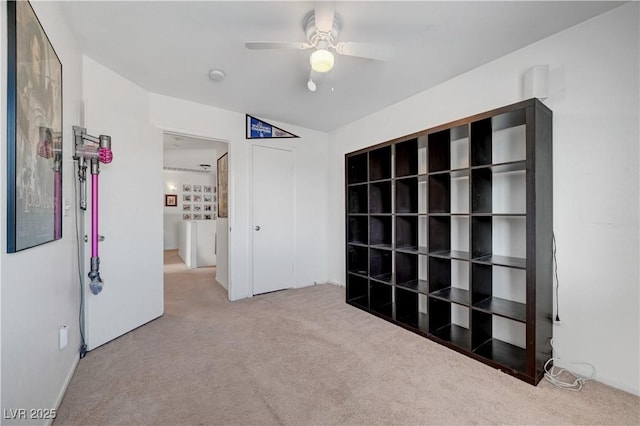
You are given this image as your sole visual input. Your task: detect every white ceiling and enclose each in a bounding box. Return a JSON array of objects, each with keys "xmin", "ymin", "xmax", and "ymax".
[
  {"xmin": 60, "ymin": 1, "xmax": 622, "ymax": 133},
  {"xmin": 163, "ymin": 133, "xmax": 227, "ymax": 169}
]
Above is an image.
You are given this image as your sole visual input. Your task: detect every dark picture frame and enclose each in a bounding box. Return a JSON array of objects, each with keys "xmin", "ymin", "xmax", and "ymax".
[
  {"xmin": 217, "ymin": 153, "xmax": 228, "ymax": 218},
  {"xmin": 165, "ymin": 194, "xmax": 177, "ymax": 207},
  {"xmin": 7, "ymin": 1, "xmax": 63, "ymax": 252}
]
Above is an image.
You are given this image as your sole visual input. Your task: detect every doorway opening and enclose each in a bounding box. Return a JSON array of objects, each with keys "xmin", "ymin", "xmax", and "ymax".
[{"xmin": 162, "ymin": 132, "xmax": 229, "ymax": 293}]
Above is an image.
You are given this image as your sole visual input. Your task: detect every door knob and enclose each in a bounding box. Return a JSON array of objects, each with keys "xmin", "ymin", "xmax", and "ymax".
[{"xmin": 255, "ymin": 225, "xmax": 261, "ymax": 231}]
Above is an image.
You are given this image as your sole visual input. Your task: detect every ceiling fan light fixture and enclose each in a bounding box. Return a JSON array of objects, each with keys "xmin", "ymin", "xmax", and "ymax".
[{"xmin": 310, "ymin": 49, "xmax": 334, "ymax": 73}]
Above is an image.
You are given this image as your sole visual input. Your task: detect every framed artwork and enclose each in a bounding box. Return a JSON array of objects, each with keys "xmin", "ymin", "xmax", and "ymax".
[
  {"xmin": 183, "ymin": 204, "xmax": 191, "ymax": 211},
  {"xmin": 204, "ymin": 204, "xmax": 212, "ymax": 211},
  {"xmin": 203, "ymin": 194, "xmax": 212, "ymax": 202},
  {"xmin": 193, "ymin": 185, "xmax": 202, "ymax": 193},
  {"xmin": 204, "ymin": 185, "xmax": 212, "ymax": 193},
  {"xmin": 204, "ymin": 213, "xmax": 212, "ymax": 220},
  {"xmin": 193, "ymin": 204, "xmax": 202, "ymax": 212},
  {"xmin": 183, "ymin": 194, "xmax": 191, "ymax": 202},
  {"xmin": 7, "ymin": 1, "xmax": 63, "ymax": 252},
  {"xmin": 165, "ymin": 194, "xmax": 177, "ymax": 207},
  {"xmin": 193, "ymin": 213, "xmax": 203, "ymax": 220},
  {"xmin": 183, "ymin": 214, "xmax": 191, "ymax": 220},
  {"xmin": 217, "ymin": 153, "xmax": 228, "ymax": 218},
  {"xmin": 193, "ymin": 194, "xmax": 202, "ymax": 202},
  {"xmin": 182, "ymin": 184, "xmax": 192, "ymax": 192}
]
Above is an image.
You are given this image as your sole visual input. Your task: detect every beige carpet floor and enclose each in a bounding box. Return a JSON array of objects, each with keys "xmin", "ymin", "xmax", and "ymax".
[{"xmin": 55, "ymin": 250, "xmax": 639, "ymax": 425}]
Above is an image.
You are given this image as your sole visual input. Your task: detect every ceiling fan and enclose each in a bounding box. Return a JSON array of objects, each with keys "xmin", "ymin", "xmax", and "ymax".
[{"xmin": 245, "ymin": 2, "xmax": 395, "ymax": 91}]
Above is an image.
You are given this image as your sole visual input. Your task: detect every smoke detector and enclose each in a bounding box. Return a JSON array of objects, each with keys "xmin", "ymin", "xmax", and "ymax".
[{"xmin": 209, "ymin": 69, "xmax": 225, "ymax": 82}]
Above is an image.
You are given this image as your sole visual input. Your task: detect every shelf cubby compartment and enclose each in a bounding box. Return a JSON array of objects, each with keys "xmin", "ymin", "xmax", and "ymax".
[
  {"xmin": 347, "ymin": 184, "xmax": 368, "ymax": 214},
  {"xmin": 346, "ymin": 273, "xmax": 368, "ymax": 309},
  {"xmin": 370, "ymin": 215, "xmax": 392, "ymax": 248},
  {"xmin": 418, "ymin": 175, "xmax": 427, "ymax": 214},
  {"xmin": 418, "ymin": 215, "xmax": 427, "ymax": 253},
  {"xmin": 418, "ymin": 136, "xmax": 428, "ymax": 175},
  {"xmin": 472, "ymin": 310, "xmax": 527, "ymax": 373},
  {"xmin": 428, "ymin": 130, "xmax": 451, "ymax": 173},
  {"xmin": 429, "ymin": 298, "xmax": 471, "ymax": 350},
  {"xmin": 396, "ymin": 177, "xmax": 419, "ymax": 213},
  {"xmin": 418, "ymin": 254, "xmax": 428, "ymax": 292},
  {"xmin": 395, "ymin": 251, "xmax": 422, "ymax": 292},
  {"xmin": 451, "ymin": 216, "xmax": 470, "ymax": 256},
  {"xmin": 450, "ymin": 125, "xmax": 469, "ymax": 170},
  {"xmin": 347, "ymin": 244, "xmax": 368, "ymax": 276},
  {"xmin": 428, "ymin": 174, "xmax": 450, "ymax": 213},
  {"xmin": 451, "ymin": 174, "xmax": 470, "ymax": 214},
  {"xmin": 471, "ymin": 216, "xmax": 492, "ymax": 259},
  {"xmin": 492, "ymin": 109, "xmax": 526, "ymax": 165},
  {"xmin": 428, "ymin": 216, "xmax": 469, "ymax": 260},
  {"xmin": 428, "ymin": 216, "xmax": 450, "ymax": 254},
  {"xmin": 347, "ymin": 153, "xmax": 368, "ymax": 185},
  {"xmin": 428, "ymin": 256, "xmax": 450, "ymax": 294},
  {"xmin": 471, "ymin": 168, "xmax": 492, "ymax": 214},
  {"xmin": 395, "ymin": 287, "xmax": 418, "ymax": 328},
  {"xmin": 370, "ymin": 248, "xmax": 392, "ymax": 284},
  {"xmin": 396, "ymin": 216, "xmax": 418, "ymax": 251},
  {"xmin": 395, "ymin": 138, "xmax": 419, "ymax": 177},
  {"xmin": 492, "ymin": 216, "xmax": 526, "ymax": 263},
  {"xmin": 493, "ymin": 170, "xmax": 526, "ymax": 215},
  {"xmin": 347, "ymin": 216, "xmax": 368, "ymax": 245},
  {"xmin": 369, "ymin": 181, "xmax": 392, "ymax": 214},
  {"xmin": 429, "ymin": 258, "xmax": 470, "ymax": 306},
  {"xmin": 369, "ymin": 146, "xmax": 392, "ymax": 181},
  {"xmin": 470, "ymin": 118, "xmax": 492, "ymax": 167},
  {"xmin": 472, "ymin": 216, "xmax": 527, "ymax": 270},
  {"xmin": 471, "ymin": 263, "xmax": 525, "ymax": 323},
  {"xmin": 370, "ymin": 280, "xmax": 393, "ymax": 318}
]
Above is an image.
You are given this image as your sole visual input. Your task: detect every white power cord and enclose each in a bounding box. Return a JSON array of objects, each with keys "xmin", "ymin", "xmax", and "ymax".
[{"xmin": 544, "ymin": 339, "xmax": 596, "ymax": 391}]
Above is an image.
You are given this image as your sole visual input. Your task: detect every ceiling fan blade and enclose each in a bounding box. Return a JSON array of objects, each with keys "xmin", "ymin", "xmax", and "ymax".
[
  {"xmin": 314, "ymin": 1, "xmax": 335, "ymax": 33},
  {"xmin": 245, "ymin": 42, "xmax": 312, "ymax": 50},
  {"xmin": 335, "ymin": 42, "xmax": 395, "ymax": 61}
]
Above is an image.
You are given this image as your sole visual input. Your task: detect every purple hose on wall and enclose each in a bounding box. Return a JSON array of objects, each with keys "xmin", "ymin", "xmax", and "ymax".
[
  {"xmin": 88, "ymin": 146, "xmax": 112, "ymax": 295},
  {"xmin": 92, "ymin": 174, "xmax": 99, "ymax": 258},
  {"xmin": 54, "ymin": 171, "xmax": 62, "ymax": 240}
]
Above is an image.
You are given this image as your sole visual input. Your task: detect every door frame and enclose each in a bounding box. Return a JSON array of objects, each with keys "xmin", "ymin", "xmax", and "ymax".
[
  {"xmin": 160, "ymin": 128, "xmax": 232, "ymax": 294},
  {"xmin": 249, "ymin": 143, "xmax": 296, "ymax": 296}
]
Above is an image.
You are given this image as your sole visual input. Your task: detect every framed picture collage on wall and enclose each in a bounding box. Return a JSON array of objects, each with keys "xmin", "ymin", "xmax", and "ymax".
[{"xmin": 165, "ymin": 183, "xmax": 216, "ymax": 221}]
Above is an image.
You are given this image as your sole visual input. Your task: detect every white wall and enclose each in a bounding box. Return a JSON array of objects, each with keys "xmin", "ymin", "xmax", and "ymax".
[
  {"xmin": 328, "ymin": 3, "xmax": 639, "ymax": 394},
  {"xmin": 149, "ymin": 94, "xmax": 330, "ymax": 300},
  {"xmin": 163, "ymin": 169, "xmax": 216, "ymax": 250},
  {"xmin": 81, "ymin": 56, "xmax": 164, "ymax": 350},
  {"xmin": 0, "ymin": 1, "xmax": 84, "ymax": 419}
]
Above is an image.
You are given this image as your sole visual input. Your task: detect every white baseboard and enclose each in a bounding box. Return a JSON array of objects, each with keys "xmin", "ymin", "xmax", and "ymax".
[
  {"xmin": 49, "ymin": 355, "xmax": 79, "ymax": 426},
  {"xmin": 554, "ymin": 359, "xmax": 639, "ymax": 396}
]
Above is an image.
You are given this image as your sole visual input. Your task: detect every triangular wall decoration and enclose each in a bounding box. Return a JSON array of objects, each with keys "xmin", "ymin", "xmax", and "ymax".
[{"xmin": 246, "ymin": 114, "xmax": 299, "ymax": 139}]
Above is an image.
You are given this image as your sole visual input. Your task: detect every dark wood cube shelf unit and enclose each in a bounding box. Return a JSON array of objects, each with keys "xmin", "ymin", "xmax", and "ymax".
[{"xmin": 344, "ymin": 99, "xmax": 552, "ymax": 385}]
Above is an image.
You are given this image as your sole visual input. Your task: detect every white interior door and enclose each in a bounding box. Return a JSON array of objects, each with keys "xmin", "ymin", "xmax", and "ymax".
[{"xmin": 252, "ymin": 145, "xmax": 294, "ymax": 295}]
